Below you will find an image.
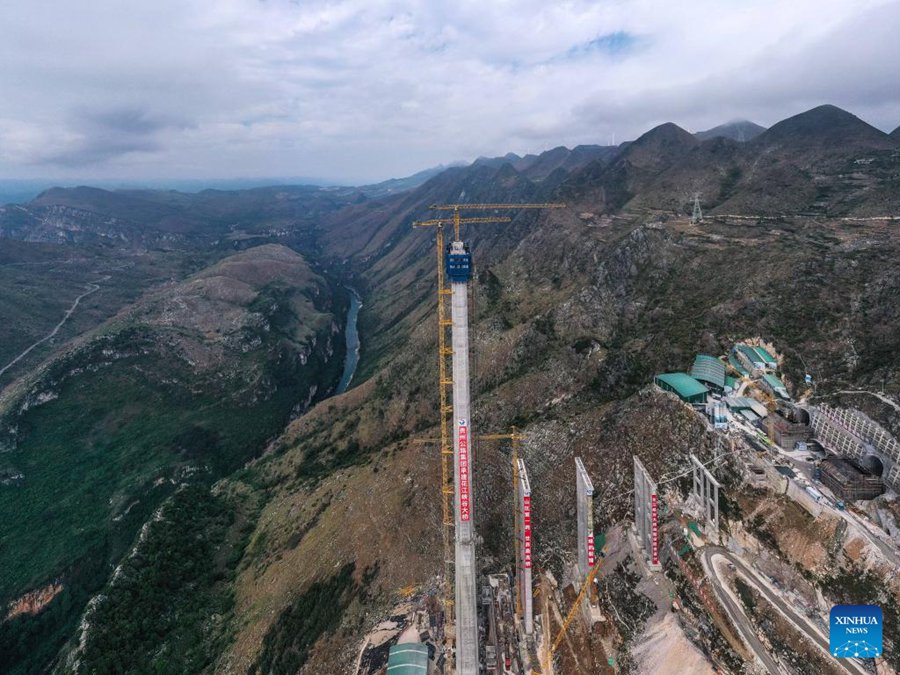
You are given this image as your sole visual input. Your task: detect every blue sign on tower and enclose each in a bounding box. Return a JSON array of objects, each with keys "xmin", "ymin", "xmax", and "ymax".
[
  {"xmin": 830, "ymin": 605, "xmax": 882, "ymax": 659},
  {"xmin": 445, "ymin": 242, "xmax": 472, "ymax": 283}
]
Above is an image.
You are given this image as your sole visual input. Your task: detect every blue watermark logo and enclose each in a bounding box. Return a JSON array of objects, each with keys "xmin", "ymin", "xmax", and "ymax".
[{"xmin": 830, "ymin": 605, "xmax": 882, "ymax": 659}]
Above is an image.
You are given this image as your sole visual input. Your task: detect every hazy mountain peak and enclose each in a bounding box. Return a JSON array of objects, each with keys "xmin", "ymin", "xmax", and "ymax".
[
  {"xmin": 695, "ymin": 119, "xmax": 766, "ymax": 142},
  {"xmin": 632, "ymin": 122, "xmax": 697, "ymax": 149},
  {"xmin": 756, "ymin": 104, "xmax": 892, "ymax": 147},
  {"xmin": 891, "ymin": 124, "xmax": 900, "ymax": 138},
  {"xmin": 472, "ymin": 152, "xmax": 523, "ymax": 168}
]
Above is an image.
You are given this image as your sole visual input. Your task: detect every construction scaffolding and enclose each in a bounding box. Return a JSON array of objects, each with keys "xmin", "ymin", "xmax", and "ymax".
[
  {"xmin": 434, "ymin": 224, "xmax": 455, "ymax": 637},
  {"xmin": 811, "ymin": 405, "xmax": 899, "ymax": 489}
]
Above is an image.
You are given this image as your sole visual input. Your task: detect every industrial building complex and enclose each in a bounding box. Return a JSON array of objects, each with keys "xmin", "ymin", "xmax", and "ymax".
[
  {"xmin": 652, "ymin": 340, "xmax": 898, "ymax": 505},
  {"xmin": 820, "ymin": 457, "xmax": 885, "ymax": 501}
]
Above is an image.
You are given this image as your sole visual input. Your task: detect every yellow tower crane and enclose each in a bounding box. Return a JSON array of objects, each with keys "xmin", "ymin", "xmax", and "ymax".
[
  {"xmin": 413, "ymin": 202, "xmax": 565, "ymax": 665},
  {"xmin": 429, "ymin": 202, "xmax": 567, "ymax": 241},
  {"xmin": 544, "ymin": 543, "xmax": 605, "ymax": 671},
  {"xmin": 412, "ymin": 216, "xmax": 512, "ymax": 634}
]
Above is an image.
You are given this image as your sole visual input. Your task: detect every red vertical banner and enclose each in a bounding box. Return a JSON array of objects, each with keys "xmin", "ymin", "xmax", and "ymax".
[
  {"xmin": 587, "ymin": 534, "xmax": 595, "ymax": 567},
  {"xmin": 458, "ymin": 421, "xmax": 470, "ymax": 522},
  {"xmin": 523, "ymin": 495, "xmax": 532, "ymax": 569},
  {"xmin": 651, "ymin": 492, "xmax": 659, "ymax": 565}
]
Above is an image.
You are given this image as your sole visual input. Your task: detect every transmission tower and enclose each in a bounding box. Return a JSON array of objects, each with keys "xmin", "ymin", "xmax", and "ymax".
[{"xmin": 691, "ymin": 193, "xmax": 703, "ymax": 224}]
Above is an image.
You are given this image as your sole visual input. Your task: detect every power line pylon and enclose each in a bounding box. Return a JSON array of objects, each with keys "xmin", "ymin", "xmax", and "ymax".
[{"xmin": 691, "ymin": 193, "xmax": 703, "ymax": 224}]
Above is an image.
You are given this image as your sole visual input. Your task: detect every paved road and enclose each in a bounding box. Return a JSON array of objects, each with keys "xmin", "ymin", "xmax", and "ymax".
[
  {"xmin": 0, "ymin": 278, "xmax": 105, "ymax": 378},
  {"xmin": 702, "ymin": 547, "xmax": 868, "ymax": 675},
  {"xmin": 700, "ymin": 548, "xmax": 782, "ymax": 674}
]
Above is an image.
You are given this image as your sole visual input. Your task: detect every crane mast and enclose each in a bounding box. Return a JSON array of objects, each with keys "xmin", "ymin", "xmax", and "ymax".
[{"xmin": 414, "ymin": 202, "xmax": 565, "ymax": 674}]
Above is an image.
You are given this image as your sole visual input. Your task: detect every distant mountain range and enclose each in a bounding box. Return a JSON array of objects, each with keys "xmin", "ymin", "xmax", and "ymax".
[
  {"xmin": 562, "ymin": 104, "xmax": 900, "ymax": 217},
  {"xmin": 3, "ymin": 105, "xmax": 898, "ymax": 253}
]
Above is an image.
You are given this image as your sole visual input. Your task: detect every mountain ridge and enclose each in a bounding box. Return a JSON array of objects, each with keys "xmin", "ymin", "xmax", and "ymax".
[
  {"xmin": 751, "ymin": 103, "xmax": 895, "ymax": 150},
  {"xmin": 695, "ymin": 119, "xmax": 766, "ymax": 142}
]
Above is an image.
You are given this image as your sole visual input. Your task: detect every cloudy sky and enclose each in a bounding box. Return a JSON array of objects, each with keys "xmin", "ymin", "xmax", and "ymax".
[{"xmin": 1, "ymin": 0, "xmax": 899, "ymax": 184}]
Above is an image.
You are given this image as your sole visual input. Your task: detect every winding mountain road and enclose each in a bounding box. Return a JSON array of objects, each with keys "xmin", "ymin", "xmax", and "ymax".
[
  {"xmin": 0, "ymin": 278, "xmax": 105, "ymax": 378},
  {"xmin": 701, "ymin": 547, "xmax": 867, "ymax": 675}
]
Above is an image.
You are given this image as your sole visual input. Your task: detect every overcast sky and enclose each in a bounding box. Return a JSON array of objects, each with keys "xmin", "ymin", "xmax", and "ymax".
[{"xmin": 1, "ymin": 0, "xmax": 899, "ymax": 184}]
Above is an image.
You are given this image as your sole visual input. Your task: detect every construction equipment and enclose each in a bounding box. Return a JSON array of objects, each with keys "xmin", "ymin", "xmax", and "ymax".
[
  {"xmin": 428, "ymin": 202, "xmax": 566, "ymax": 240},
  {"xmin": 413, "ymin": 216, "xmax": 513, "ymax": 644},
  {"xmin": 414, "ymin": 202, "xmax": 566, "ymax": 674},
  {"xmin": 549, "ymin": 544, "xmax": 604, "ymax": 655}
]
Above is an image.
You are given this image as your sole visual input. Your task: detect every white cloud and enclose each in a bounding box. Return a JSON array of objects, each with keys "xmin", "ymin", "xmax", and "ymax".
[{"xmin": 0, "ymin": 0, "xmax": 897, "ymax": 183}]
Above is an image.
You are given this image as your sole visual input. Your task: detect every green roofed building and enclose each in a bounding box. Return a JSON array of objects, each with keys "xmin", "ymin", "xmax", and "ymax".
[
  {"xmin": 387, "ymin": 643, "xmax": 429, "ymax": 674},
  {"xmin": 724, "ymin": 375, "xmax": 738, "ymax": 393},
  {"xmin": 754, "ymin": 345, "xmax": 778, "ymax": 367},
  {"xmin": 728, "ymin": 354, "xmax": 749, "ymax": 377},
  {"xmin": 654, "ymin": 373, "xmax": 709, "ymax": 404},
  {"xmin": 761, "ymin": 373, "xmax": 790, "ymax": 400},
  {"xmin": 736, "ymin": 345, "xmax": 766, "ymax": 370},
  {"xmin": 690, "ymin": 354, "xmax": 726, "ymax": 389},
  {"xmin": 725, "ymin": 396, "xmax": 768, "ymax": 418}
]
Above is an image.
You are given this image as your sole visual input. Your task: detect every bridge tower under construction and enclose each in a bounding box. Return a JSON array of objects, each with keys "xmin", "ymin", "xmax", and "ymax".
[
  {"xmin": 633, "ymin": 456, "xmax": 662, "ymax": 571},
  {"xmin": 516, "ymin": 458, "xmax": 534, "ymax": 635},
  {"xmin": 446, "ymin": 238, "xmax": 479, "ymax": 674},
  {"xmin": 575, "ymin": 457, "xmax": 595, "ymax": 584},
  {"xmin": 415, "ymin": 202, "xmax": 565, "ymax": 672}
]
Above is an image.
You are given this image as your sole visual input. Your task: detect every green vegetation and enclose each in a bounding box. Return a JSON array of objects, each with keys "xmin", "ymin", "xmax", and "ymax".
[
  {"xmin": 0, "ymin": 247, "xmax": 345, "ymax": 673},
  {"xmin": 0, "ymin": 329, "xmax": 313, "ymax": 599},
  {"xmin": 0, "ymin": 543, "xmax": 109, "ymax": 675},
  {"xmin": 734, "ymin": 577, "xmax": 756, "ymax": 612},
  {"xmin": 251, "ymin": 563, "xmax": 358, "ymax": 675},
  {"xmin": 74, "ymin": 486, "xmax": 239, "ymax": 674}
]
